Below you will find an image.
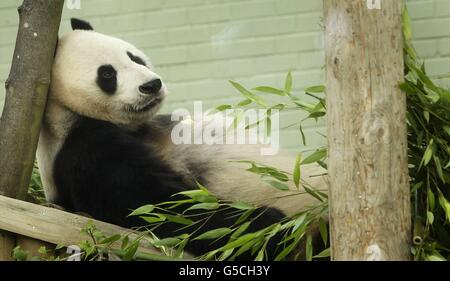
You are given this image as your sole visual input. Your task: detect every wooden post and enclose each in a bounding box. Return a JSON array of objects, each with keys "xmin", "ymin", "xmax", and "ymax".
[
  {"xmin": 0, "ymin": 0, "xmax": 63, "ymax": 198},
  {"xmin": 0, "ymin": 0, "xmax": 64, "ymax": 260},
  {"xmin": 324, "ymin": 0, "xmax": 411, "ymax": 260},
  {"xmin": 0, "ymin": 231, "xmax": 15, "ymax": 261}
]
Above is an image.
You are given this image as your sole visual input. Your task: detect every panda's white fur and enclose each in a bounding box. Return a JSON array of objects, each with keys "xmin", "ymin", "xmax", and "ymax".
[
  {"xmin": 37, "ymin": 19, "xmax": 326, "ymax": 258},
  {"xmin": 50, "ymin": 29, "xmax": 165, "ymax": 126},
  {"xmin": 38, "ymin": 25, "xmax": 165, "ymax": 202}
]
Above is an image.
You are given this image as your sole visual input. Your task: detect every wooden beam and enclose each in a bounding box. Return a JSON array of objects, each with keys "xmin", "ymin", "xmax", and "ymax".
[
  {"xmin": 324, "ymin": 0, "xmax": 411, "ymax": 260},
  {"xmin": 0, "ymin": 195, "xmax": 168, "ymax": 259}
]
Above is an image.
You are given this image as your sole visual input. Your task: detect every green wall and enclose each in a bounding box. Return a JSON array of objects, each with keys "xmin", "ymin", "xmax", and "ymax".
[{"xmin": 0, "ymin": 0, "xmax": 449, "ymax": 153}]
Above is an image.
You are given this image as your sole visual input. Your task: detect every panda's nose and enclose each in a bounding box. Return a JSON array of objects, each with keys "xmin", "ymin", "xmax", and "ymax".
[{"xmin": 139, "ymin": 79, "xmax": 162, "ymax": 95}]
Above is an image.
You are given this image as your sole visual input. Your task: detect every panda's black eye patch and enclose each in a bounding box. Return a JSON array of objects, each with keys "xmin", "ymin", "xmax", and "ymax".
[
  {"xmin": 97, "ymin": 65, "xmax": 117, "ymax": 95},
  {"xmin": 127, "ymin": 51, "xmax": 146, "ymax": 67}
]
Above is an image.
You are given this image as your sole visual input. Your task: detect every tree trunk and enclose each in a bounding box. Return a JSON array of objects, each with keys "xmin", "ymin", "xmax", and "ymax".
[
  {"xmin": 0, "ymin": 0, "xmax": 64, "ymax": 261},
  {"xmin": 0, "ymin": 0, "xmax": 63, "ymax": 199},
  {"xmin": 324, "ymin": 0, "xmax": 411, "ymax": 260}
]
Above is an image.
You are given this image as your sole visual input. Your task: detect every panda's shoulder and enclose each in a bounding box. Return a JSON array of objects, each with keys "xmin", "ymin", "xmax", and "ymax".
[{"xmin": 60, "ymin": 117, "xmax": 149, "ymax": 161}]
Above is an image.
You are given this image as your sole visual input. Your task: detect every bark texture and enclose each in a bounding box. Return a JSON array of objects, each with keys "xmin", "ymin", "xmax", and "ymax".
[
  {"xmin": 0, "ymin": 0, "xmax": 64, "ymax": 261},
  {"xmin": 324, "ymin": 0, "xmax": 411, "ymax": 260},
  {"xmin": 0, "ymin": 0, "xmax": 63, "ymax": 199}
]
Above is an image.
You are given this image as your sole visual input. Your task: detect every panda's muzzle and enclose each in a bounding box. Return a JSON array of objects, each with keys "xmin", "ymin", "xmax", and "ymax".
[
  {"xmin": 124, "ymin": 79, "xmax": 164, "ymax": 113},
  {"xmin": 139, "ymin": 79, "xmax": 162, "ymax": 95},
  {"xmin": 125, "ymin": 97, "xmax": 163, "ymax": 113}
]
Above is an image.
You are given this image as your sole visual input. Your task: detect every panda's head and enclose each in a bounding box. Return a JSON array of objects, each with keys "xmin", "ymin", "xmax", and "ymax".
[{"xmin": 51, "ymin": 18, "xmax": 167, "ymax": 126}]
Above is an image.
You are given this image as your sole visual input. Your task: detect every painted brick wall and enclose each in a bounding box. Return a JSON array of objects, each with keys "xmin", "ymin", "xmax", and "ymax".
[{"xmin": 0, "ymin": 0, "xmax": 449, "ymax": 153}]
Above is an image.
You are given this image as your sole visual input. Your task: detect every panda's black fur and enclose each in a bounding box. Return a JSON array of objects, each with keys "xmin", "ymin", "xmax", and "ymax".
[
  {"xmin": 53, "ymin": 115, "xmax": 285, "ymax": 258},
  {"xmin": 37, "ymin": 18, "xmax": 326, "ymax": 260}
]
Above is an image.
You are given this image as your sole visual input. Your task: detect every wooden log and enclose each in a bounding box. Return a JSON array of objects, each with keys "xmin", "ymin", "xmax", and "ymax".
[
  {"xmin": 324, "ymin": 0, "xmax": 411, "ymax": 260},
  {"xmin": 0, "ymin": 195, "xmax": 174, "ymax": 259}
]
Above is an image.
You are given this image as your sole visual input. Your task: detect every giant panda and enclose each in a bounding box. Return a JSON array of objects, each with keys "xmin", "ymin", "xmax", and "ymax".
[{"xmin": 36, "ymin": 18, "xmax": 327, "ymax": 260}]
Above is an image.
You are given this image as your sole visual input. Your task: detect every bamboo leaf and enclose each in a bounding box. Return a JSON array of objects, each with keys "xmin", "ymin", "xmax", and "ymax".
[
  {"xmin": 292, "ymin": 214, "xmax": 307, "ymax": 233},
  {"xmin": 427, "ymin": 255, "xmax": 447, "ymax": 261},
  {"xmin": 185, "ymin": 202, "xmax": 220, "ymax": 212},
  {"xmin": 231, "ymin": 222, "xmax": 251, "ymax": 240},
  {"xmin": 219, "ymin": 233, "xmax": 256, "ymax": 251},
  {"xmin": 262, "ymin": 178, "xmax": 290, "ymax": 191},
  {"xmin": 293, "ymin": 153, "xmax": 301, "ymax": 189},
  {"xmin": 305, "ymin": 85, "xmax": 325, "ymax": 94},
  {"xmin": 301, "ymin": 149, "xmax": 327, "ymax": 165},
  {"xmin": 274, "ymin": 239, "xmax": 299, "ymax": 261},
  {"xmin": 219, "ymin": 249, "xmax": 235, "ymax": 261},
  {"xmin": 318, "ymin": 217, "xmax": 328, "ymax": 247},
  {"xmin": 427, "ymin": 211, "xmax": 434, "ymax": 225},
  {"xmin": 420, "ymin": 139, "xmax": 434, "ymax": 168},
  {"xmin": 209, "ymin": 104, "xmax": 232, "ymax": 114},
  {"xmin": 313, "ymin": 248, "xmax": 330, "ymax": 259},
  {"xmin": 153, "ymin": 238, "xmax": 181, "ymax": 247},
  {"xmin": 162, "ymin": 214, "xmax": 194, "ymax": 225},
  {"xmin": 428, "ymin": 188, "xmax": 435, "ymax": 211},
  {"xmin": 402, "ymin": 7, "xmax": 413, "ymax": 43},
  {"xmin": 229, "ymin": 81, "xmax": 267, "ymax": 107},
  {"xmin": 434, "ymin": 155, "xmax": 445, "ymax": 183},
  {"xmin": 229, "ymin": 202, "xmax": 254, "ymax": 210},
  {"xmin": 141, "ymin": 215, "xmax": 166, "ymax": 224},
  {"xmin": 285, "ymin": 71, "xmax": 293, "ymax": 93},
  {"xmin": 235, "ymin": 209, "xmax": 255, "ymax": 226},
  {"xmin": 254, "ymin": 86, "xmax": 286, "ymax": 96},
  {"xmin": 99, "ymin": 234, "xmax": 121, "ymax": 245},
  {"xmin": 255, "ymin": 249, "xmax": 265, "ymax": 261},
  {"xmin": 123, "ymin": 241, "xmax": 139, "ymax": 261},
  {"xmin": 237, "ymin": 99, "xmax": 252, "ymax": 107},
  {"xmin": 128, "ymin": 204, "xmax": 155, "ymax": 216},
  {"xmin": 437, "ymin": 192, "xmax": 450, "ymax": 223},
  {"xmin": 306, "ymin": 234, "xmax": 313, "ymax": 261},
  {"xmin": 175, "ymin": 189, "xmax": 208, "ymax": 197}
]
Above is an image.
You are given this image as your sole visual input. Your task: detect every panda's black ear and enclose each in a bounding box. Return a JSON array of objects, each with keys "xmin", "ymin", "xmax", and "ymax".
[{"xmin": 71, "ymin": 18, "xmax": 94, "ymax": 31}]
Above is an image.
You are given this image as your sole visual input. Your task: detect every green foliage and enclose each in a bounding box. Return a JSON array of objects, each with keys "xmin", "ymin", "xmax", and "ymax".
[
  {"xmin": 12, "ymin": 246, "xmax": 28, "ymax": 261},
  {"xmin": 402, "ymin": 8, "xmax": 450, "ymax": 261},
  {"xmin": 11, "ymin": 245, "xmax": 64, "ymax": 261},
  {"xmin": 28, "ymin": 162, "xmax": 46, "ymax": 204},
  {"xmin": 138, "ymin": 184, "xmax": 327, "ymax": 261}
]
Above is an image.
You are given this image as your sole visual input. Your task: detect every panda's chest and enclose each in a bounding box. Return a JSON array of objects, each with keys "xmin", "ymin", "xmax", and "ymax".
[{"xmin": 36, "ymin": 126, "xmax": 66, "ymax": 203}]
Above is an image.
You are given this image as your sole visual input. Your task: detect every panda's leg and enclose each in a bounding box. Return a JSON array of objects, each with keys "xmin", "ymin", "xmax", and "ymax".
[{"xmin": 151, "ymin": 203, "xmax": 286, "ymax": 260}]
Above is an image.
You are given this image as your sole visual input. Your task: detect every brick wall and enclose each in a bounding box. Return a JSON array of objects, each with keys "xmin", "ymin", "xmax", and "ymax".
[{"xmin": 0, "ymin": 0, "xmax": 449, "ymax": 153}]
